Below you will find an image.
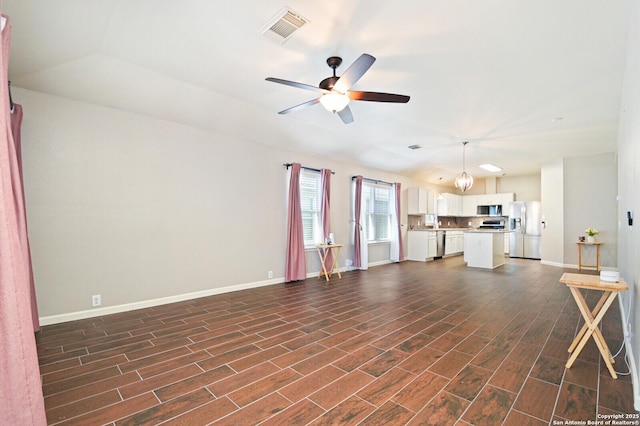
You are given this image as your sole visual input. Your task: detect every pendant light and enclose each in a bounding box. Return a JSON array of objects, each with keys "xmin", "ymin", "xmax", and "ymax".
[{"xmin": 454, "ymin": 141, "xmax": 474, "ymax": 192}]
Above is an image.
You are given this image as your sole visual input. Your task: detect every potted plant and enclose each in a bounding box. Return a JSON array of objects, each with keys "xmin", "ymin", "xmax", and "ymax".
[{"xmin": 584, "ymin": 228, "xmax": 599, "ymax": 242}]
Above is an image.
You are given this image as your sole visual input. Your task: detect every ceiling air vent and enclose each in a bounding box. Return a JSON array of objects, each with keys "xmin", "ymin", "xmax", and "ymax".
[{"xmin": 261, "ymin": 7, "xmax": 308, "ymax": 43}]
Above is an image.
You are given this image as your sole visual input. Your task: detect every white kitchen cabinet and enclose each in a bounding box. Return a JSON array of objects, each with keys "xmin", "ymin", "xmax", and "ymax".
[
  {"xmin": 407, "ymin": 231, "xmax": 429, "ymax": 261},
  {"xmin": 462, "ymin": 195, "xmax": 478, "ymax": 216},
  {"xmin": 501, "ymin": 193, "xmax": 514, "ymax": 207},
  {"xmin": 428, "ymin": 232, "xmax": 437, "ymax": 257},
  {"xmin": 455, "ymin": 232, "xmax": 464, "ymax": 253},
  {"xmin": 444, "ymin": 233, "xmax": 454, "ymax": 255},
  {"xmin": 437, "ymin": 193, "xmax": 462, "ymax": 216},
  {"xmin": 476, "ymin": 193, "xmax": 514, "ymax": 208},
  {"xmin": 504, "ymin": 232, "xmax": 510, "ymax": 254},
  {"xmin": 407, "ymin": 188, "xmax": 434, "ymax": 215},
  {"xmin": 427, "ymin": 190, "xmax": 435, "ymax": 214},
  {"xmin": 477, "ymin": 194, "xmax": 491, "ymax": 205},
  {"xmin": 445, "ymin": 231, "xmax": 464, "ymax": 255}
]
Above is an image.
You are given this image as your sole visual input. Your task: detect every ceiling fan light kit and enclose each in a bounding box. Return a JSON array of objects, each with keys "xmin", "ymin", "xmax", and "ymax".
[
  {"xmin": 266, "ymin": 53, "xmax": 410, "ymax": 123},
  {"xmin": 454, "ymin": 141, "xmax": 474, "ymax": 192},
  {"xmin": 319, "ymin": 93, "xmax": 349, "ymax": 112}
]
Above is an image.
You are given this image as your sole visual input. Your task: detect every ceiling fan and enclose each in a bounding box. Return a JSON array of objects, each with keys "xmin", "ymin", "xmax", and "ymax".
[{"xmin": 265, "ymin": 53, "xmax": 410, "ymax": 124}]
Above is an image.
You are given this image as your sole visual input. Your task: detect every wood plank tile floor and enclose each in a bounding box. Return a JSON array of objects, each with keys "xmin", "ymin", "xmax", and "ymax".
[{"xmin": 37, "ymin": 257, "xmax": 637, "ymax": 425}]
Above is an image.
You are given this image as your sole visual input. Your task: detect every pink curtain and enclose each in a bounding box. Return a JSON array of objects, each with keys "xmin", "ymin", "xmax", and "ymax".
[
  {"xmin": 320, "ymin": 168, "xmax": 333, "ymax": 263},
  {"xmin": 353, "ymin": 175, "xmax": 363, "ymax": 268},
  {"xmin": 285, "ymin": 163, "xmax": 306, "ymax": 281},
  {"xmin": 0, "ymin": 14, "xmax": 47, "ymax": 425},
  {"xmin": 394, "ymin": 182, "xmax": 404, "ymax": 261},
  {"xmin": 11, "ymin": 103, "xmax": 39, "ymax": 330}
]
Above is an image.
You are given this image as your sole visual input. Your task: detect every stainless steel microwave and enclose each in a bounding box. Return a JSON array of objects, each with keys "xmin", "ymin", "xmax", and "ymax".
[{"xmin": 477, "ymin": 205, "xmax": 502, "ymax": 216}]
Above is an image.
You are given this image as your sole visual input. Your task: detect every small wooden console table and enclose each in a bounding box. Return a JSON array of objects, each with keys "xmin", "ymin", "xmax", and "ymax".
[
  {"xmin": 316, "ymin": 244, "xmax": 343, "ymax": 282},
  {"xmin": 559, "ymin": 272, "xmax": 627, "ymax": 378},
  {"xmin": 576, "ymin": 241, "xmax": 603, "ymax": 272}
]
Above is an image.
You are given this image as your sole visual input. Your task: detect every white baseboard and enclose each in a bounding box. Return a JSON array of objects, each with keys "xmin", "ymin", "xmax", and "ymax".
[
  {"xmin": 368, "ymin": 260, "xmax": 393, "ymax": 268},
  {"xmin": 619, "ymin": 297, "xmax": 640, "ymax": 411},
  {"xmin": 39, "ymin": 277, "xmax": 283, "ymax": 326},
  {"xmin": 540, "ymin": 260, "xmax": 619, "ymax": 273},
  {"xmin": 540, "ymin": 260, "xmax": 566, "ymax": 268},
  {"xmin": 41, "ymin": 261, "xmax": 396, "ymax": 326}
]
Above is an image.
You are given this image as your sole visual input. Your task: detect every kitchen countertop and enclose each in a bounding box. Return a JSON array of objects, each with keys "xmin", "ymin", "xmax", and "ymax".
[
  {"xmin": 464, "ymin": 229, "xmax": 508, "ymax": 233},
  {"xmin": 409, "ymin": 228, "xmax": 506, "ymax": 232},
  {"xmin": 409, "ymin": 228, "xmax": 472, "ymax": 231}
]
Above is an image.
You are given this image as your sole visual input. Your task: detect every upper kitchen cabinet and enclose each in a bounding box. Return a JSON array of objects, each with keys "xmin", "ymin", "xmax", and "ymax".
[
  {"xmin": 437, "ymin": 193, "xmax": 462, "ymax": 216},
  {"xmin": 477, "ymin": 193, "xmax": 514, "ymax": 207},
  {"xmin": 468, "ymin": 193, "xmax": 515, "ymax": 215},
  {"xmin": 462, "ymin": 195, "xmax": 478, "ymax": 216},
  {"xmin": 500, "ymin": 193, "xmax": 515, "ymax": 206},
  {"xmin": 407, "ymin": 187, "xmax": 434, "ymax": 215}
]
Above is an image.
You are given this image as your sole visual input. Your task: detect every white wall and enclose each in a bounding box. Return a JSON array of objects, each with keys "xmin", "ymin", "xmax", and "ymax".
[
  {"xmin": 539, "ymin": 154, "xmax": 618, "ymax": 269},
  {"xmin": 563, "ymin": 153, "xmax": 618, "ymax": 268},
  {"xmin": 616, "ymin": 0, "xmax": 640, "ymax": 409},
  {"xmin": 17, "ymin": 88, "xmax": 428, "ymax": 322},
  {"xmin": 497, "ymin": 174, "xmax": 541, "ymax": 202}
]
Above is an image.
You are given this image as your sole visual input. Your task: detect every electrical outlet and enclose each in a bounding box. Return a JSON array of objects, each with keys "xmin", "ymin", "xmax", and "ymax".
[
  {"xmin": 268, "ymin": 271, "xmax": 273, "ymax": 279},
  {"xmin": 92, "ymin": 294, "xmax": 101, "ymax": 307}
]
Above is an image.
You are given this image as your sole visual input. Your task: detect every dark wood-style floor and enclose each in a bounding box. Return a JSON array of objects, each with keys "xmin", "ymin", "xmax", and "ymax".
[{"xmin": 37, "ymin": 256, "xmax": 637, "ymax": 425}]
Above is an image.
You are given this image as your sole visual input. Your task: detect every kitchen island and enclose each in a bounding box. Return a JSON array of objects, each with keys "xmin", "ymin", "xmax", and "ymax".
[{"xmin": 463, "ymin": 230, "xmax": 505, "ymax": 269}]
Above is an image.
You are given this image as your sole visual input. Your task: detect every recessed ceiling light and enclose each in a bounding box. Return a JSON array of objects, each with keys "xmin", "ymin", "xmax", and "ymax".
[
  {"xmin": 479, "ymin": 163, "xmax": 503, "ymax": 172},
  {"xmin": 551, "ymin": 116, "xmax": 564, "ymax": 122}
]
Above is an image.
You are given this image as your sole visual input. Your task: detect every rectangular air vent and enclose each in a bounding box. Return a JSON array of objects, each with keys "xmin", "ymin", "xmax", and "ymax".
[{"xmin": 261, "ymin": 7, "xmax": 308, "ymax": 43}]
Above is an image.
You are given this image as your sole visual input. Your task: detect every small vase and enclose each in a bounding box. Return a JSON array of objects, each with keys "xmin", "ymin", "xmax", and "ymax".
[{"xmin": 586, "ymin": 236, "xmax": 595, "ymax": 243}]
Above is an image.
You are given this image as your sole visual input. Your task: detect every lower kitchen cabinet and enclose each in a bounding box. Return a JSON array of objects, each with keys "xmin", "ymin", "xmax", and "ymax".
[
  {"xmin": 428, "ymin": 233, "xmax": 437, "ymax": 257},
  {"xmin": 407, "ymin": 231, "xmax": 439, "ymax": 261},
  {"xmin": 445, "ymin": 231, "xmax": 464, "ymax": 255},
  {"xmin": 407, "ymin": 231, "xmax": 429, "ymax": 261}
]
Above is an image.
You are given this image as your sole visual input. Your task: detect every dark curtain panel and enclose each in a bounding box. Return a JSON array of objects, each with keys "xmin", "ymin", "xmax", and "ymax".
[
  {"xmin": 394, "ymin": 182, "xmax": 404, "ymax": 261},
  {"xmin": 320, "ymin": 168, "xmax": 331, "ymax": 240},
  {"xmin": 353, "ymin": 175, "xmax": 363, "ymax": 268},
  {"xmin": 285, "ymin": 163, "xmax": 306, "ymax": 281}
]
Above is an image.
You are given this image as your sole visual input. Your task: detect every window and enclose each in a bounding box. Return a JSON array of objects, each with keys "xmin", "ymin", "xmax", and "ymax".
[
  {"xmin": 299, "ymin": 169, "xmax": 322, "ymax": 246},
  {"xmin": 362, "ymin": 183, "xmax": 391, "ymax": 241}
]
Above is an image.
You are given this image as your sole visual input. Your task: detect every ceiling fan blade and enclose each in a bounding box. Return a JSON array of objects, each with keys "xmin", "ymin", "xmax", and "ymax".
[
  {"xmin": 278, "ymin": 98, "xmax": 320, "ymax": 115},
  {"xmin": 347, "ymin": 91, "xmax": 410, "ymax": 103},
  {"xmin": 266, "ymin": 77, "xmax": 329, "ymax": 94},
  {"xmin": 333, "ymin": 54, "xmax": 376, "ymax": 93},
  {"xmin": 337, "ymin": 105, "xmax": 354, "ymax": 124}
]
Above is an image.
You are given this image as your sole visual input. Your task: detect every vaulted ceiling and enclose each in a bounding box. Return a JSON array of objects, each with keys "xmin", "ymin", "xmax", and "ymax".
[{"xmin": 3, "ymin": 0, "xmax": 632, "ymax": 185}]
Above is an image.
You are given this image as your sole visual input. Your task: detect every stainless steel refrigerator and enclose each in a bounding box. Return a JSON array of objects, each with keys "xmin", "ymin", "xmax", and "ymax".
[{"xmin": 509, "ymin": 201, "xmax": 541, "ymax": 259}]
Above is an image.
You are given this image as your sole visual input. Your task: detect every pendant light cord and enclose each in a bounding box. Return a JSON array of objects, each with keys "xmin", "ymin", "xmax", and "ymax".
[{"xmin": 462, "ymin": 141, "xmax": 468, "ymax": 172}]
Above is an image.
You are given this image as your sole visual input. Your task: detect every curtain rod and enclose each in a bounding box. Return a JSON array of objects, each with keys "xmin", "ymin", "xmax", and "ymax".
[
  {"xmin": 283, "ymin": 163, "xmax": 335, "ymax": 175},
  {"xmin": 351, "ymin": 176, "xmax": 393, "ymax": 186}
]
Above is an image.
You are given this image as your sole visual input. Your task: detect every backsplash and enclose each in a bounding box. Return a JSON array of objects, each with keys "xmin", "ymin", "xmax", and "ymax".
[{"xmin": 408, "ymin": 215, "xmax": 507, "ymax": 230}]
